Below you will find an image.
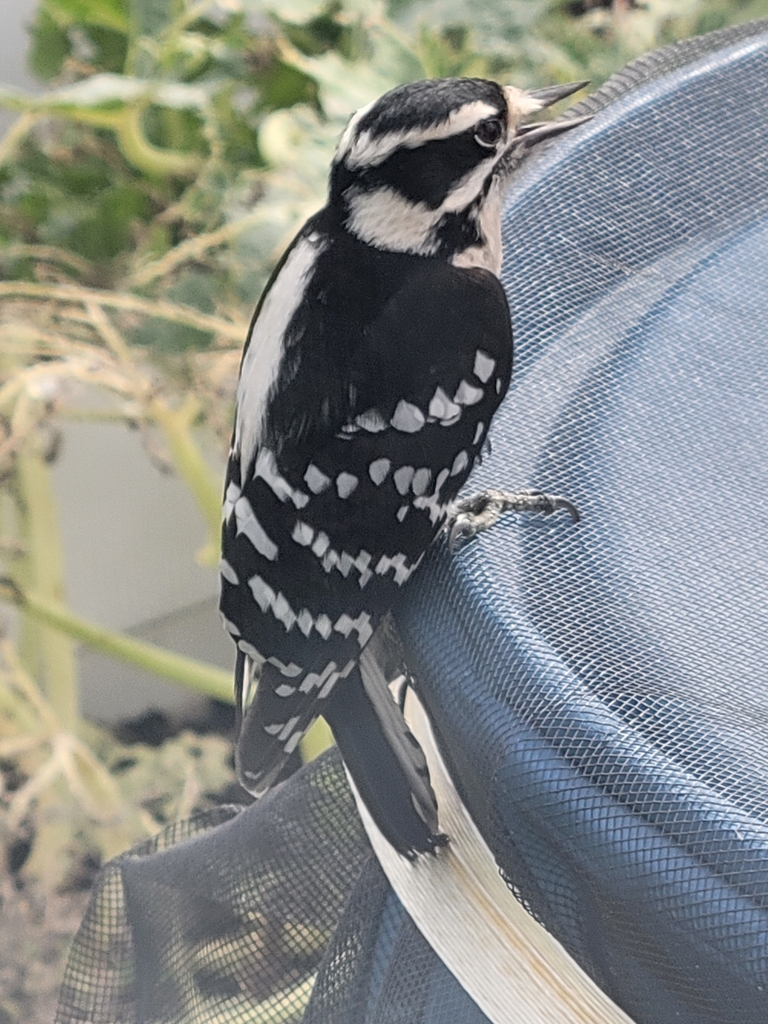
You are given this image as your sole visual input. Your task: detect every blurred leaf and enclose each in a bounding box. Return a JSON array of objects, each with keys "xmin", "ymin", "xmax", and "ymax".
[
  {"xmin": 130, "ymin": 316, "xmax": 214, "ymax": 352},
  {"xmin": 129, "ymin": 0, "xmax": 182, "ymax": 38},
  {"xmin": 281, "ymin": 39, "xmax": 418, "ymax": 120},
  {"xmin": 28, "ymin": 9, "xmax": 71, "ymax": 80},
  {"xmin": 42, "ymin": 0, "xmax": 130, "ymax": 33},
  {"xmin": 260, "ymin": 0, "xmax": 330, "ymax": 23}
]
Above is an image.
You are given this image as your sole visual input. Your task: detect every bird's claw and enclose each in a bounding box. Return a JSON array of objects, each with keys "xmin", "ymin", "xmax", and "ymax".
[{"xmin": 447, "ymin": 489, "xmax": 580, "ymax": 551}]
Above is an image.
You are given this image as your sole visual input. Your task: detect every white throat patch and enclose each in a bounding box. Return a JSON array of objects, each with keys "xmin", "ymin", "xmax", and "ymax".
[
  {"xmin": 345, "ymin": 188, "xmax": 442, "ymax": 256},
  {"xmin": 344, "ymin": 150, "xmax": 501, "ymax": 262}
]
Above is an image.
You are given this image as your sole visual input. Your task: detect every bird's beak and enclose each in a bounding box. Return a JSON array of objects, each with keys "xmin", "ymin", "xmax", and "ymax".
[
  {"xmin": 526, "ymin": 81, "xmax": 590, "ymax": 109},
  {"xmin": 514, "ymin": 80, "xmax": 592, "ymax": 149},
  {"xmin": 514, "ymin": 113, "xmax": 593, "ymax": 147}
]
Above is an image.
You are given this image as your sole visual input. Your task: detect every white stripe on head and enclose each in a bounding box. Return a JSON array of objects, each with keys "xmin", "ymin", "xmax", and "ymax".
[
  {"xmin": 235, "ymin": 235, "xmax": 322, "ymax": 482},
  {"xmin": 339, "ymin": 100, "xmax": 500, "ymax": 170},
  {"xmin": 441, "ymin": 155, "xmax": 498, "ymax": 213},
  {"xmin": 335, "ymin": 96, "xmax": 378, "ymax": 165}
]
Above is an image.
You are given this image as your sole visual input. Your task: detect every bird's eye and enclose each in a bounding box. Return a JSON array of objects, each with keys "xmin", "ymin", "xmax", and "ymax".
[{"xmin": 474, "ymin": 118, "xmax": 504, "ymax": 149}]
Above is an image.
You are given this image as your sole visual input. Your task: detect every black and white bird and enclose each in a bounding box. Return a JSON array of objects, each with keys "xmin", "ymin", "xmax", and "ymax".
[{"xmin": 220, "ymin": 77, "xmax": 588, "ymax": 858}]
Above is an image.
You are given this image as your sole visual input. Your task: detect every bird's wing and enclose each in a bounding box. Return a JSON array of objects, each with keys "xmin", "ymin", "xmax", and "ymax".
[{"xmin": 221, "ymin": 259, "xmax": 513, "ymax": 830}]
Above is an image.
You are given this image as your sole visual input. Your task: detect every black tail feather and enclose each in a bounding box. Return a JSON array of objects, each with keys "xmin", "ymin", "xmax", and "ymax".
[{"xmin": 324, "ymin": 658, "xmax": 445, "ymax": 859}]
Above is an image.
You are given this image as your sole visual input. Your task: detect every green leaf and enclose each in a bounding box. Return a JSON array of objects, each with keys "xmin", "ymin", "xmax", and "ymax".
[
  {"xmin": 129, "ymin": 0, "xmax": 183, "ymax": 39},
  {"xmin": 28, "ymin": 9, "xmax": 72, "ymax": 80},
  {"xmin": 42, "ymin": 0, "xmax": 129, "ymax": 33}
]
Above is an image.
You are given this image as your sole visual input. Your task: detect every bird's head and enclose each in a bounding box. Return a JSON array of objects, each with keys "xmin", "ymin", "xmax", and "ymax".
[{"xmin": 330, "ymin": 77, "xmax": 589, "ymax": 266}]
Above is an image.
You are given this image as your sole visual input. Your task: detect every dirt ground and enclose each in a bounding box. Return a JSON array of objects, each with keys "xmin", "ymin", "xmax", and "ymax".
[{"xmin": 0, "ymin": 877, "xmax": 90, "ymax": 1024}]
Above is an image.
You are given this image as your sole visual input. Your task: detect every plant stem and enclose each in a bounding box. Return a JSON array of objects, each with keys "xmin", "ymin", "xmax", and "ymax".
[
  {"xmin": 15, "ymin": 447, "xmax": 79, "ymax": 732},
  {"xmin": 148, "ymin": 394, "xmax": 222, "ymax": 552},
  {"xmin": 14, "ymin": 587, "xmax": 233, "ymax": 703},
  {"xmin": 0, "ymin": 280, "xmax": 246, "ymax": 341}
]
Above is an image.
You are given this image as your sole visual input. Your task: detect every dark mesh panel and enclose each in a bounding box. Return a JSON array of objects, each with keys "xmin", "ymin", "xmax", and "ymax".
[
  {"xmin": 57, "ymin": 20, "xmax": 768, "ymax": 1024},
  {"xmin": 57, "ymin": 753, "xmax": 371, "ymax": 1024}
]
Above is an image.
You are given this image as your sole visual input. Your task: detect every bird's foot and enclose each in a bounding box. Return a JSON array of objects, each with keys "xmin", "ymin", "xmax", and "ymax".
[{"xmin": 447, "ymin": 489, "xmax": 580, "ymax": 550}]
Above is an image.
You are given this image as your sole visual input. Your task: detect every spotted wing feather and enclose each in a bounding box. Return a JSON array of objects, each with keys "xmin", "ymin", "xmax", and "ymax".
[{"xmin": 220, "ymin": 223, "xmax": 512, "ymax": 845}]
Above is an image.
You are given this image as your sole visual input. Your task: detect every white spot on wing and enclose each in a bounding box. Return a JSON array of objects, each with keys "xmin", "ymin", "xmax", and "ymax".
[
  {"xmin": 473, "ymin": 350, "xmax": 496, "ymax": 383},
  {"xmin": 334, "ymin": 611, "xmax": 373, "ymax": 647},
  {"xmin": 451, "ymin": 450, "xmax": 469, "ymax": 476},
  {"xmin": 272, "ymin": 592, "xmax": 297, "ymax": 631},
  {"xmin": 375, "ymin": 552, "xmax": 421, "ymax": 586},
  {"xmin": 268, "ymin": 656, "xmax": 302, "ymax": 678},
  {"xmin": 355, "ymin": 408, "xmax": 388, "ymax": 433},
  {"xmin": 237, "ymin": 639, "xmax": 260, "ymax": 659},
  {"xmin": 473, "ymin": 421, "xmax": 485, "ymax": 445},
  {"xmin": 296, "ymin": 609, "xmax": 314, "ymax": 637},
  {"xmin": 391, "ymin": 400, "xmax": 425, "ymax": 433},
  {"xmin": 412, "ymin": 468, "xmax": 431, "ymax": 495},
  {"xmin": 369, "ymin": 458, "xmax": 391, "ymax": 485},
  {"xmin": 283, "ymin": 729, "xmax": 303, "ymax": 754},
  {"xmin": 428, "ymin": 386, "xmax": 461, "ymax": 423},
  {"xmin": 235, "ymin": 497, "xmax": 278, "ymax": 560},
  {"xmin": 318, "ymin": 670, "xmax": 340, "ymax": 699},
  {"xmin": 235, "ymin": 236, "xmax": 322, "ymax": 479},
  {"xmin": 278, "ymin": 716, "xmax": 300, "ymax": 742},
  {"xmin": 219, "ymin": 558, "xmax": 239, "ymax": 585},
  {"xmin": 393, "ymin": 466, "xmax": 415, "ymax": 495},
  {"xmin": 300, "ymin": 661, "xmax": 337, "ymax": 694},
  {"xmin": 397, "ymin": 505, "xmax": 408, "ymax": 521},
  {"xmin": 414, "ymin": 467, "xmax": 451, "ymax": 525},
  {"xmin": 220, "ymin": 614, "xmax": 240, "ymax": 637},
  {"xmin": 248, "ymin": 573, "xmax": 276, "ymax": 613},
  {"xmin": 275, "ymin": 684, "xmax": 296, "ymax": 697},
  {"xmin": 312, "ymin": 532, "xmax": 330, "ymax": 557},
  {"xmin": 336, "ymin": 472, "xmax": 359, "ymax": 498},
  {"xmin": 254, "ymin": 449, "xmax": 309, "ymax": 508},
  {"xmin": 248, "ymin": 574, "xmax": 317, "ymax": 636},
  {"xmin": 292, "ymin": 521, "xmax": 314, "ymax": 546},
  {"xmin": 223, "ymin": 481, "xmax": 241, "ymax": 522},
  {"xmin": 315, "ymin": 614, "xmax": 332, "ymax": 639},
  {"xmin": 496, "ymin": 377, "xmax": 504, "ymax": 394},
  {"xmin": 304, "ymin": 464, "xmax": 331, "ymax": 494},
  {"xmin": 454, "ymin": 380, "xmax": 484, "ymax": 406}
]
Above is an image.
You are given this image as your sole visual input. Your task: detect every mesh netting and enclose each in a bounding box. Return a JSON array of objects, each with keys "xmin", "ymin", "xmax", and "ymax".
[{"xmin": 57, "ymin": 20, "xmax": 768, "ymax": 1024}]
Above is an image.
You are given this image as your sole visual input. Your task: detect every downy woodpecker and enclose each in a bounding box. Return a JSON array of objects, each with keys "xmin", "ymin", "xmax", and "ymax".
[{"xmin": 220, "ymin": 77, "xmax": 588, "ymax": 858}]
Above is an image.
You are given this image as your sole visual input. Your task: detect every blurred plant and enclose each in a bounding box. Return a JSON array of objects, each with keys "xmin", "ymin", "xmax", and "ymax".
[{"xmin": 0, "ymin": 0, "xmax": 766, "ymax": 896}]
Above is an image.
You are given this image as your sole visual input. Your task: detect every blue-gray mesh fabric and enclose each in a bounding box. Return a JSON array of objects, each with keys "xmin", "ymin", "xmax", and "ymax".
[
  {"xmin": 395, "ymin": 17, "xmax": 768, "ymax": 1024},
  {"xmin": 56, "ymin": 19, "xmax": 768, "ymax": 1024}
]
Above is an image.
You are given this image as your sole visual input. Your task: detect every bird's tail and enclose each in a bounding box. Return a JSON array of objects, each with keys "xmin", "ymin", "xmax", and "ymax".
[
  {"xmin": 235, "ymin": 652, "xmax": 318, "ymax": 796},
  {"xmin": 325, "ymin": 625, "xmax": 446, "ymax": 859},
  {"xmin": 235, "ymin": 623, "xmax": 446, "ymax": 858}
]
